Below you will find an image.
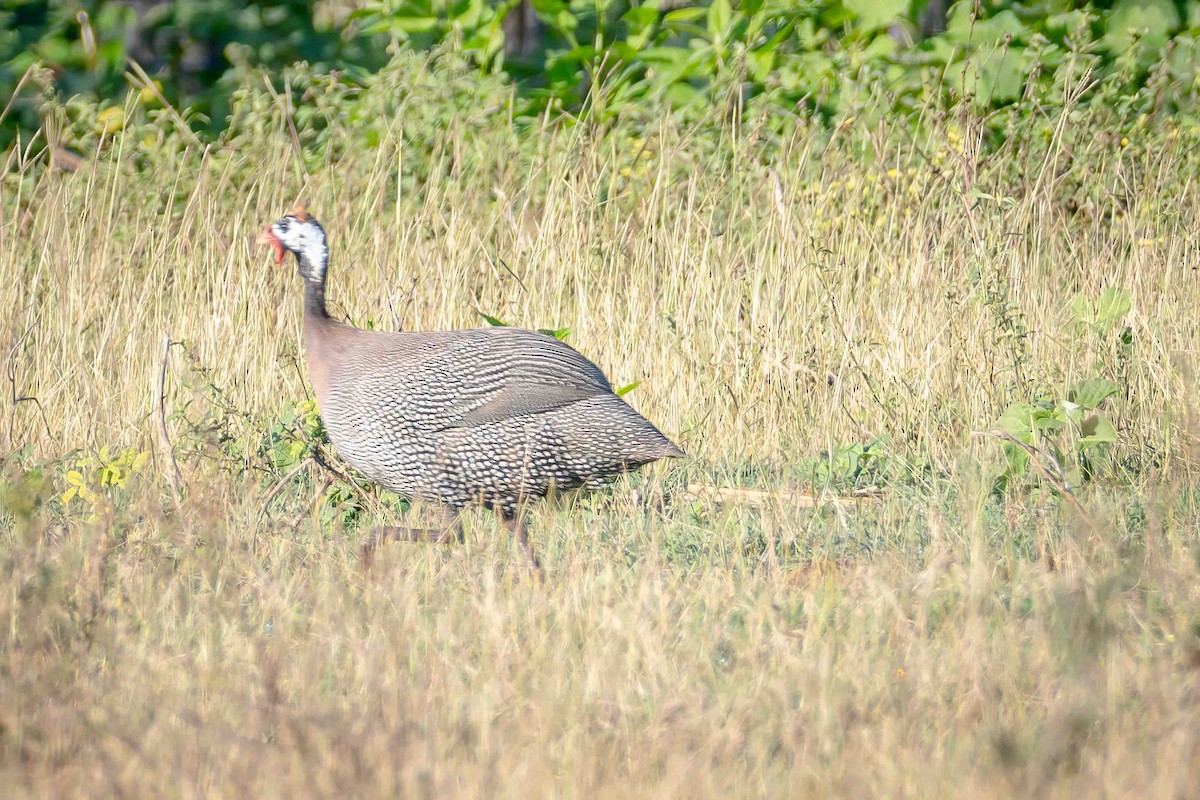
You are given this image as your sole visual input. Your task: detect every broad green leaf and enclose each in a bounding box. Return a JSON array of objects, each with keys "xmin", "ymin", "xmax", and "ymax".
[
  {"xmin": 746, "ymin": 47, "xmax": 775, "ymax": 82},
  {"xmin": 623, "ymin": 4, "xmax": 658, "ymax": 46},
  {"xmin": 708, "ymin": 0, "xmax": 731, "ymax": 41},
  {"xmin": 1058, "ymin": 400, "xmax": 1083, "ymax": 424},
  {"xmin": 997, "ymin": 402, "xmax": 1035, "ymax": 444},
  {"xmin": 1001, "ymin": 442, "xmax": 1031, "ymax": 477},
  {"xmin": 538, "ymin": 327, "xmax": 571, "ymax": 341},
  {"xmin": 1046, "ymin": 11, "xmax": 1092, "ymax": 39},
  {"xmin": 1169, "ymin": 34, "xmax": 1200, "ymax": 76},
  {"xmin": 862, "ymin": 32, "xmax": 898, "ymax": 60},
  {"xmin": 453, "ymin": 0, "xmax": 487, "ymax": 29},
  {"xmin": 974, "ymin": 44, "xmax": 1030, "ymax": 106},
  {"xmin": 479, "ymin": 313, "xmax": 508, "ymax": 327},
  {"xmin": 531, "ymin": 0, "xmax": 577, "ymax": 33},
  {"xmin": 843, "ymin": 0, "xmax": 907, "ymax": 31},
  {"xmin": 1033, "ymin": 415, "xmax": 1066, "ymax": 432},
  {"xmin": 550, "ymin": 9, "xmax": 577, "ymax": 33},
  {"xmin": 622, "ymin": 6, "xmax": 658, "ymax": 31},
  {"xmin": 615, "ymin": 380, "xmax": 640, "ymax": 397},
  {"xmin": 547, "ymin": 45, "xmax": 598, "ymax": 79},
  {"xmin": 66, "ymin": 470, "xmax": 84, "ymax": 486},
  {"xmin": 1096, "ymin": 287, "xmax": 1131, "ymax": 330},
  {"xmin": 641, "ymin": 46, "xmax": 692, "ymax": 65},
  {"xmin": 1104, "ymin": 0, "xmax": 1179, "ymax": 52},
  {"xmin": 643, "ymin": 46, "xmax": 702, "ymax": 87},
  {"xmin": 1069, "ymin": 378, "xmax": 1120, "ymax": 410},
  {"xmin": 948, "ymin": 8, "xmax": 1024, "ymax": 44},
  {"xmin": 1079, "ymin": 414, "xmax": 1118, "ymax": 444},
  {"xmin": 530, "ymin": 0, "xmax": 566, "ymax": 16},
  {"xmin": 664, "ymin": 82, "xmax": 704, "ymax": 108},
  {"xmin": 1069, "ymin": 293, "xmax": 1093, "ymax": 328}
]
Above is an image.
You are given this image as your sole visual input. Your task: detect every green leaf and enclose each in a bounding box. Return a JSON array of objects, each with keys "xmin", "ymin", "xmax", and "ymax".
[
  {"xmin": 861, "ymin": 32, "xmax": 898, "ymax": 60},
  {"xmin": 997, "ymin": 402, "xmax": 1035, "ymax": 444},
  {"xmin": 531, "ymin": 0, "xmax": 577, "ymax": 33},
  {"xmin": 1001, "ymin": 442, "xmax": 1030, "ymax": 477},
  {"xmin": 622, "ymin": 5, "xmax": 658, "ymax": 31},
  {"xmin": 1071, "ymin": 288, "xmax": 1130, "ymax": 334},
  {"xmin": 1069, "ymin": 293, "xmax": 1094, "ymax": 329},
  {"xmin": 746, "ymin": 47, "xmax": 775, "ymax": 82},
  {"xmin": 479, "ymin": 313, "xmax": 508, "ymax": 327},
  {"xmin": 1104, "ymin": 0, "xmax": 1179, "ymax": 52},
  {"xmin": 1095, "ymin": 287, "xmax": 1131, "ymax": 330},
  {"xmin": 615, "ymin": 380, "xmax": 640, "ymax": 397},
  {"xmin": 1033, "ymin": 415, "xmax": 1067, "ymax": 432},
  {"xmin": 530, "ymin": 0, "xmax": 566, "ymax": 17},
  {"xmin": 1057, "ymin": 400, "xmax": 1083, "ymax": 425},
  {"xmin": 1046, "ymin": 11, "xmax": 1092, "ymax": 39},
  {"xmin": 843, "ymin": 0, "xmax": 907, "ymax": 31},
  {"xmin": 1068, "ymin": 378, "xmax": 1120, "ymax": 410},
  {"xmin": 663, "ymin": 7, "xmax": 707, "ymax": 25},
  {"xmin": 974, "ymin": 44, "xmax": 1031, "ymax": 106},
  {"xmin": 642, "ymin": 45, "xmax": 702, "ymax": 87},
  {"xmin": 392, "ymin": 16, "xmax": 440, "ymax": 33},
  {"xmin": 947, "ymin": 7, "xmax": 1023, "ymax": 44},
  {"xmin": 538, "ymin": 327, "xmax": 571, "ymax": 341},
  {"xmin": 549, "ymin": 45, "xmax": 598, "ymax": 67},
  {"xmin": 707, "ymin": 0, "xmax": 731, "ymax": 41},
  {"xmin": 1079, "ymin": 414, "xmax": 1118, "ymax": 447},
  {"xmin": 641, "ymin": 46, "xmax": 693, "ymax": 65}
]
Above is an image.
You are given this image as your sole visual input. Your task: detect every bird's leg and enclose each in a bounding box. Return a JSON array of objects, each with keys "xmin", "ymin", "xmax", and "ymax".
[
  {"xmin": 359, "ymin": 506, "xmax": 463, "ymax": 568},
  {"xmin": 502, "ymin": 511, "xmax": 543, "ymax": 580}
]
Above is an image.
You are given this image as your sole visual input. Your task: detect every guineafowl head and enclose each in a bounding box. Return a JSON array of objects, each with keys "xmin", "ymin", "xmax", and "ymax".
[{"xmin": 257, "ymin": 205, "xmax": 328, "ymax": 283}]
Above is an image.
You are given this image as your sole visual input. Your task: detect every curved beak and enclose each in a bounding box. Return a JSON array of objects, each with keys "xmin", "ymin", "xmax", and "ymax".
[{"xmin": 256, "ymin": 227, "xmax": 285, "ymax": 266}]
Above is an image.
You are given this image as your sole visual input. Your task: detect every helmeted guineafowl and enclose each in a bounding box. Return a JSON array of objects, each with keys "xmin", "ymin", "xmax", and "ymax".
[{"xmin": 257, "ymin": 206, "xmax": 683, "ymax": 571}]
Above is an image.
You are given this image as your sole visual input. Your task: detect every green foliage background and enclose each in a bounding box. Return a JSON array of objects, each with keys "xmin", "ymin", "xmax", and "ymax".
[{"xmin": 7, "ymin": 0, "xmax": 1200, "ymax": 150}]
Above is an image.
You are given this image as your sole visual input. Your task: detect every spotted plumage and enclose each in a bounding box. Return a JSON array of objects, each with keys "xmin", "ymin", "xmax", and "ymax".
[{"xmin": 257, "ymin": 209, "xmax": 683, "ymax": 563}]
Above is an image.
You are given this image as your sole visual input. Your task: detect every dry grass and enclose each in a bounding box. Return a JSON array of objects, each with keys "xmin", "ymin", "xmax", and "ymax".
[{"xmin": 3, "ymin": 65, "xmax": 1200, "ymax": 795}]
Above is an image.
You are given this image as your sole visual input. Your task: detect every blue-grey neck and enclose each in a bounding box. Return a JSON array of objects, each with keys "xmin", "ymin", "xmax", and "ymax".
[{"xmin": 300, "ymin": 253, "xmax": 328, "ymax": 319}]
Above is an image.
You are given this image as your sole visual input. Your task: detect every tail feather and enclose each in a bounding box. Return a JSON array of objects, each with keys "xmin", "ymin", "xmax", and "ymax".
[
  {"xmin": 555, "ymin": 395, "xmax": 684, "ymax": 469},
  {"xmin": 657, "ymin": 439, "xmax": 686, "ymax": 460}
]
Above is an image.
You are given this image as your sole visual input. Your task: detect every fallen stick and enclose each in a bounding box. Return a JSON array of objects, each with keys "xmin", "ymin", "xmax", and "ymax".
[{"xmin": 682, "ymin": 483, "xmax": 883, "ymax": 508}]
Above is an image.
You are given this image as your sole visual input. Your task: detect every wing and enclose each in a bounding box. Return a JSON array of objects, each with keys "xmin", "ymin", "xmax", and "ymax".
[
  {"xmin": 437, "ymin": 327, "xmax": 613, "ymax": 429},
  {"xmin": 447, "ymin": 382, "xmax": 599, "ymax": 428},
  {"xmin": 342, "ymin": 327, "xmax": 615, "ymax": 433}
]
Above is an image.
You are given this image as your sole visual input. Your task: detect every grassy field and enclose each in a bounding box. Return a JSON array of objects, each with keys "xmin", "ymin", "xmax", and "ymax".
[{"xmin": 3, "ymin": 61, "xmax": 1200, "ymax": 795}]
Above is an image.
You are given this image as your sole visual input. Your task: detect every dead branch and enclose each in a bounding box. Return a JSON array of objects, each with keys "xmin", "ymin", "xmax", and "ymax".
[{"xmin": 682, "ymin": 483, "xmax": 883, "ymax": 509}]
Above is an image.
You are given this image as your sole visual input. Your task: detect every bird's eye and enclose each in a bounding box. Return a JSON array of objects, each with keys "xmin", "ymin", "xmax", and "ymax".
[{"xmin": 279, "ymin": 219, "xmax": 291, "ymax": 232}]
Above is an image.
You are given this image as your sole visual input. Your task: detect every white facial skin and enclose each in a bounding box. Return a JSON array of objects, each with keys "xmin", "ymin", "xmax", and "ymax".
[{"xmin": 269, "ymin": 215, "xmax": 328, "ymax": 281}]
